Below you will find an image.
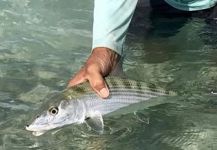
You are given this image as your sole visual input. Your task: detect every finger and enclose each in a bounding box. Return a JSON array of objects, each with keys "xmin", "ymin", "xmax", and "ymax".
[
  {"xmin": 67, "ymin": 69, "xmax": 87, "ymax": 88},
  {"xmin": 88, "ymin": 73, "xmax": 109, "ymax": 99}
]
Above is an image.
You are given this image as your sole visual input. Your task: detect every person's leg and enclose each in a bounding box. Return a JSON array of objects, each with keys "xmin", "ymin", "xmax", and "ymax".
[
  {"xmin": 149, "ymin": 0, "xmax": 191, "ymax": 38},
  {"xmin": 150, "ymin": 0, "xmax": 191, "ymax": 17},
  {"xmin": 150, "ymin": 0, "xmax": 217, "ymax": 24},
  {"xmin": 206, "ymin": 4, "xmax": 217, "ymax": 25}
]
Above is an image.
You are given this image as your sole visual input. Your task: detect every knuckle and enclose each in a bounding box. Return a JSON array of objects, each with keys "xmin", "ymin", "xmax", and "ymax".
[
  {"xmin": 92, "ymin": 80, "xmax": 104, "ymax": 90},
  {"xmin": 86, "ymin": 64, "xmax": 99, "ymax": 74}
]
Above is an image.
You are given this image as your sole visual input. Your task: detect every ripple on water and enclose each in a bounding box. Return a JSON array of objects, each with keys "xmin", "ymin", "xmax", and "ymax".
[{"xmin": 18, "ymin": 84, "xmax": 52, "ymax": 103}]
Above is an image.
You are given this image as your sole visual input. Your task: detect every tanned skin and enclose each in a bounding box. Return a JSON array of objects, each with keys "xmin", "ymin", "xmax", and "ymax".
[{"xmin": 68, "ymin": 48, "xmax": 119, "ymax": 98}]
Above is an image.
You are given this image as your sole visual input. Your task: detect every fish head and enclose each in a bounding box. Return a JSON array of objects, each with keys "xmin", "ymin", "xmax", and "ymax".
[{"xmin": 26, "ymin": 100, "xmax": 82, "ymax": 136}]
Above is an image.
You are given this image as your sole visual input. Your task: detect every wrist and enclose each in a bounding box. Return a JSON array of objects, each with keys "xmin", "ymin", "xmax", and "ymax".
[{"xmin": 88, "ymin": 47, "xmax": 120, "ymax": 75}]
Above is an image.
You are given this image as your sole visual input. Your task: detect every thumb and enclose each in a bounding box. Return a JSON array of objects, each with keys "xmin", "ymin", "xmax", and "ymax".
[{"xmin": 88, "ymin": 73, "xmax": 109, "ymax": 99}]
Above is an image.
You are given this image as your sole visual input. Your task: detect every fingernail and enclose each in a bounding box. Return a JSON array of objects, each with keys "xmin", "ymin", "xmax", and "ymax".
[{"xmin": 99, "ymin": 88, "xmax": 109, "ymax": 98}]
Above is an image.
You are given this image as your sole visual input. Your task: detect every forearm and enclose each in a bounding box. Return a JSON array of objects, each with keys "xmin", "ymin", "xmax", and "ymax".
[{"xmin": 92, "ymin": 0, "xmax": 138, "ymax": 55}]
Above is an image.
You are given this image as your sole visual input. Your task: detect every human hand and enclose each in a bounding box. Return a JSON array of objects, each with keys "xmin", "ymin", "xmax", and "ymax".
[{"xmin": 68, "ymin": 47, "xmax": 120, "ymax": 98}]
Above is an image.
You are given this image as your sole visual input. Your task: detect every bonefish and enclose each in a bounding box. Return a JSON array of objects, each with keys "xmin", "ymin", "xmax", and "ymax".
[{"xmin": 26, "ymin": 76, "xmax": 176, "ymax": 136}]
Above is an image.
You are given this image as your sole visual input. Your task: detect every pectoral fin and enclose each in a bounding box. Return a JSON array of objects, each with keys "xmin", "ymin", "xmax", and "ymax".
[
  {"xmin": 32, "ymin": 131, "xmax": 46, "ymax": 136},
  {"xmin": 85, "ymin": 111, "xmax": 104, "ymax": 133}
]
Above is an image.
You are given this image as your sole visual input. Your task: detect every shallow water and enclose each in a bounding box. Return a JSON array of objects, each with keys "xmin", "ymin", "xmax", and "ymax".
[{"xmin": 1, "ymin": 0, "xmax": 217, "ymax": 149}]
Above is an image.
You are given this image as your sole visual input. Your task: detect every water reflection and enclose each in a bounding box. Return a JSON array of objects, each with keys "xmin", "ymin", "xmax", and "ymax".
[{"xmin": 0, "ymin": 0, "xmax": 217, "ymax": 149}]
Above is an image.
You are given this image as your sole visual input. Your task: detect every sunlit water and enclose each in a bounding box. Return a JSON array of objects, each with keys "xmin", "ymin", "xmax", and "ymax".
[{"xmin": 0, "ymin": 0, "xmax": 217, "ymax": 149}]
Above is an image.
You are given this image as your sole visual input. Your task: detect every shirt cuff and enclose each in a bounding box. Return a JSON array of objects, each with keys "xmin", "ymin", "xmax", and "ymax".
[{"xmin": 92, "ymin": 37, "xmax": 124, "ymax": 55}]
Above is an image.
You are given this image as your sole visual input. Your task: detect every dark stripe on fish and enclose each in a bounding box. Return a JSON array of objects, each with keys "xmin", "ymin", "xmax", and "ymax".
[
  {"xmin": 147, "ymin": 83, "xmax": 156, "ymax": 90},
  {"xmin": 107, "ymin": 77, "xmax": 118, "ymax": 87},
  {"xmin": 109, "ymin": 89, "xmax": 167, "ymax": 98},
  {"xmin": 109, "ymin": 86, "xmax": 172, "ymax": 95},
  {"xmin": 121, "ymin": 79, "xmax": 132, "ymax": 89},
  {"xmin": 73, "ymin": 86, "xmax": 86, "ymax": 94},
  {"xmin": 136, "ymin": 81, "xmax": 142, "ymax": 90}
]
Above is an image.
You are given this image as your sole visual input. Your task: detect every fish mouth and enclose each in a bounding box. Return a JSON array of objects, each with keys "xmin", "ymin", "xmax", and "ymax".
[{"xmin": 26, "ymin": 125, "xmax": 47, "ymax": 136}]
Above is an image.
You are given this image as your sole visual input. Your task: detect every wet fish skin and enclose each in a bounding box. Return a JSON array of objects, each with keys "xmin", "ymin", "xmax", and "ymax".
[{"xmin": 26, "ymin": 76, "xmax": 176, "ymax": 136}]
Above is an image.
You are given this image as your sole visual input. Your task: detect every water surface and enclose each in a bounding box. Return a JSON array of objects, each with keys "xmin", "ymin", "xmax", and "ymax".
[{"xmin": 0, "ymin": 0, "xmax": 217, "ymax": 149}]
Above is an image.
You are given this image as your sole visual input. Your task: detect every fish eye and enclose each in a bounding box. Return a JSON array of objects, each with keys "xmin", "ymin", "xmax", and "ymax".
[{"xmin": 48, "ymin": 106, "xmax": 59, "ymax": 115}]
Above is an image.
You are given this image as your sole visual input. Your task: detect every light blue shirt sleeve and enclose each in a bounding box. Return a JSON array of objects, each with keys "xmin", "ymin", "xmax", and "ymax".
[
  {"xmin": 92, "ymin": 0, "xmax": 217, "ymax": 55},
  {"xmin": 165, "ymin": 0, "xmax": 217, "ymax": 11},
  {"xmin": 92, "ymin": 0, "xmax": 138, "ymax": 55}
]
